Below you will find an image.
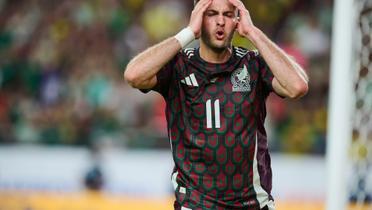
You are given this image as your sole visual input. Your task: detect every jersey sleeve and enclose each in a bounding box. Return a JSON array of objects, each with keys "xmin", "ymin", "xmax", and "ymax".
[
  {"xmin": 140, "ymin": 54, "xmax": 179, "ymax": 98},
  {"xmin": 249, "ymin": 50, "xmax": 275, "ymax": 97},
  {"xmin": 258, "ymin": 55, "xmax": 274, "ymax": 95}
]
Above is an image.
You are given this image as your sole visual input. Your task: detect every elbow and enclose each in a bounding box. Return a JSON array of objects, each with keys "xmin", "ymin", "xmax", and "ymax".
[
  {"xmin": 288, "ymin": 81, "xmax": 309, "ymax": 99},
  {"xmin": 124, "ymin": 67, "xmax": 140, "ymax": 88},
  {"xmin": 124, "ymin": 65, "xmax": 156, "ymax": 89}
]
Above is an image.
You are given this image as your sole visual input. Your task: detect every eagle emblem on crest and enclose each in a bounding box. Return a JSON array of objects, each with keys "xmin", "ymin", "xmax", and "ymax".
[{"xmin": 231, "ymin": 65, "xmax": 251, "ymax": 92}]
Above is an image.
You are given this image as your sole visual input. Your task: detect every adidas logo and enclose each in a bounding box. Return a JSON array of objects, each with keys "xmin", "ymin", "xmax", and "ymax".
[{"xmin": 181, "ymin": 73, "xmax": 199, "ymax": 87}]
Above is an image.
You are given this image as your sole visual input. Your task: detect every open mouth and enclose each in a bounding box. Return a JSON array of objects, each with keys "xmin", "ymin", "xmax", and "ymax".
[{"xmin": 215, "ymin": 30, "xmax": 225, "ymax": 40}]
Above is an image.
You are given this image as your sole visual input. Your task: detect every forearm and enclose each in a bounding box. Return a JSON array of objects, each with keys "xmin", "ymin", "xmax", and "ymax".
[
  {"xmin": 124, "ymin": 37, "xmax": 181, "ymax": 88},
  {"xmin": 247, "ymin": 27, "xmax": 309, "ymax": 95},
  {"xmin": 124, "ymin": 0, "xmax": 209, "ymax": 89}
]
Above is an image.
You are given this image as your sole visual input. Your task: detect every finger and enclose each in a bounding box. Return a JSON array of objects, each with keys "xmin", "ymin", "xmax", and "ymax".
[
  {"xmin": 228, "ymin": 0, "xmax": 246, "ymax": 12},
  {"xmin": 194, "ymin": 0, "xmax": 211, "ymax": 12},
  {"xmin": 193, "ymin": 0, "xmax": 212, "ymax": 16},
  {"xmin": 200, "ymin": 0, "xmax": 212, "ymax": 12}
]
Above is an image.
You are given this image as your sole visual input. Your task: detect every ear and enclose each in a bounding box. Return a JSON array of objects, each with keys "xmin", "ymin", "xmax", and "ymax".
[
  {"xmin": 234, "ymin": 20, "xmax": 240, "ymax": 31},
  {"xmin": 233, "ymin": 15, "xmax": 240, "ymax": 27}
]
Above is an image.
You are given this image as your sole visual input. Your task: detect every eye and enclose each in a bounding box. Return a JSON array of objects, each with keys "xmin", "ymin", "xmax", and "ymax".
[
  {"xmin": 224, "ymin": 12, "xmax": 235, "ymax": 18},
  {"xmin": 205, "ymin": 10, "xmax": 217, "ymax": 16}
]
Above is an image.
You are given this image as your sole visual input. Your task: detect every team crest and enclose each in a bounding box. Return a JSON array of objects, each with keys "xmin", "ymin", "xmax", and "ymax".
[{"xmin": 231, "ymin": 65, "xmax": 251, "ymax": 92}]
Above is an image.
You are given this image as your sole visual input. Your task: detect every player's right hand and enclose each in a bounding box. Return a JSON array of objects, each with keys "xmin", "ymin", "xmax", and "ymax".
[{"xmin": 189, "ymin": 0, "xmax": 212, "ymax": 39}]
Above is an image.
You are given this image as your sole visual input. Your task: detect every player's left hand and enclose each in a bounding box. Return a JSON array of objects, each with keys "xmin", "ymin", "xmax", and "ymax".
[{"xmin": 228, "ymin": 0, "xmax": 256, "ymax": 39}]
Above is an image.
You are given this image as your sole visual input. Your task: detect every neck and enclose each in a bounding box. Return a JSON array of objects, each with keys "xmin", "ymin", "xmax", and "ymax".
[{"xmin": 199, "ymin": 41, "xmax": 232, "ymax": 64}]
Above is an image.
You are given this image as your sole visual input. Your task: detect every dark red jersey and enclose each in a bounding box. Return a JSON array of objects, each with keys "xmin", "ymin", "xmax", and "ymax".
[{"xmin": 143, "ymin": 47, "xmax": 276, "ymax": 210}]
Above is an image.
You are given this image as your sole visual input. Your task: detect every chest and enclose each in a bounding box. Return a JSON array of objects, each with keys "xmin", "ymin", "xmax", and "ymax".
[
  {"xmin": 173, "ymin": 64, "xmax": 263, "ymax": 130},
  {"xmin": 178, "ymin": 64, "xmax": 260, "ymax": 105}
]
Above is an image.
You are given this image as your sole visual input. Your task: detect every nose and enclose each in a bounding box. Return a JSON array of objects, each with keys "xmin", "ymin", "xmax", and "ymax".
[{"xmin": 216, "ymin": 15, "xmax": 225, "ymax": 26}]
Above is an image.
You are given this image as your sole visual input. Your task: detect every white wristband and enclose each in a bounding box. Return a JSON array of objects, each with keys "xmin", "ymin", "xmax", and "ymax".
[{"xmin": 174, "ymin": 27, "xmax": 195, "ymax": 48}]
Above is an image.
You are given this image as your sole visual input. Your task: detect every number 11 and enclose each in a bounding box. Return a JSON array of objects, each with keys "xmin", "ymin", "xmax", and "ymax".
[{"xmin": 206, "ymin": 99, "xmax": 221, "ymax": 129}]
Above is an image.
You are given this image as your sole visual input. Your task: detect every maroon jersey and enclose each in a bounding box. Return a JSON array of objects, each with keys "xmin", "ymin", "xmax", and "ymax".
[{"xmin": 144, "ymin": 47, "xmax": 276, "ymax": 210}]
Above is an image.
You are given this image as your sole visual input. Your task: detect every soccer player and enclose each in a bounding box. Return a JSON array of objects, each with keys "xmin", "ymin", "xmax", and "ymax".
[{"xmin": 124, "ymin": 0, "xmax": 309, "ymax": 209}]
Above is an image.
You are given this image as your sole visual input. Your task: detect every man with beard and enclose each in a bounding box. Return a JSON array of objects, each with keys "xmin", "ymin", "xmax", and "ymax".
[{"xmin": 124, "ymin": 0, "xmax": 309, "ymax": 209}]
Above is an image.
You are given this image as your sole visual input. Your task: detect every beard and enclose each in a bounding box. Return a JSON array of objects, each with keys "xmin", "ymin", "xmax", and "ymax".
[{"xmin": 200, "ymin": 27, "xmax": 235, "ymax": 53}]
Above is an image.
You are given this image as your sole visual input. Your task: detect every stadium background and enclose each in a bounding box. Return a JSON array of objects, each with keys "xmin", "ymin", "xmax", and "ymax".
[{"xmin": 0, "ymin": 0, "xmax": 348, "ymax": 209}]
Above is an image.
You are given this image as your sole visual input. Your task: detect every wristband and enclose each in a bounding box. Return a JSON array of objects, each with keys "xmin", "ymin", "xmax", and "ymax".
[{"xmin": 174, "ymin": 27, "xmax": 195, "ymax": 48}]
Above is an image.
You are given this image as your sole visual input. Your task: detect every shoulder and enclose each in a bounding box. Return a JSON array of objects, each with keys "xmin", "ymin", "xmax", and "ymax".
[
  {"xmin": 164, "ymin": 48, "xmax": 196, "ymax": 67},
  {"xmin": 233, "ymin": 46, "xmax": 260, "ymax": 60},
  {"xmin": 180, "ymin": 48, "xmax": 197, "ymax": 60}
]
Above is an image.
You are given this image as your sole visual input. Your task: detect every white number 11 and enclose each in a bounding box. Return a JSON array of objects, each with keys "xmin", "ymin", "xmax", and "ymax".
[{"xmin": 206, "ymin": 99, "xmax": 221, "ymax": 129}]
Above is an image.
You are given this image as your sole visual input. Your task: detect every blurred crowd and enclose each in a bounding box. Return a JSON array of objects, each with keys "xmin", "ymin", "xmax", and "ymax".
[{"xmin": 0, "ymin": 0, "xmax": 332, "ymax": 154}]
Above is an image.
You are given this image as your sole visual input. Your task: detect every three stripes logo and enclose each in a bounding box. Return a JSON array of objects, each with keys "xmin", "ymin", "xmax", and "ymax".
[
  {"xmin": 235, "ymin": 47, "xmax": 248, "ymax": 58},
  {"xmin": 184, "ymin": 48, "xmax": 195, "ymax": 59},
  {"xmin": 181, "ymin": 73, "xmax": 199, "ymax": 87}
]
